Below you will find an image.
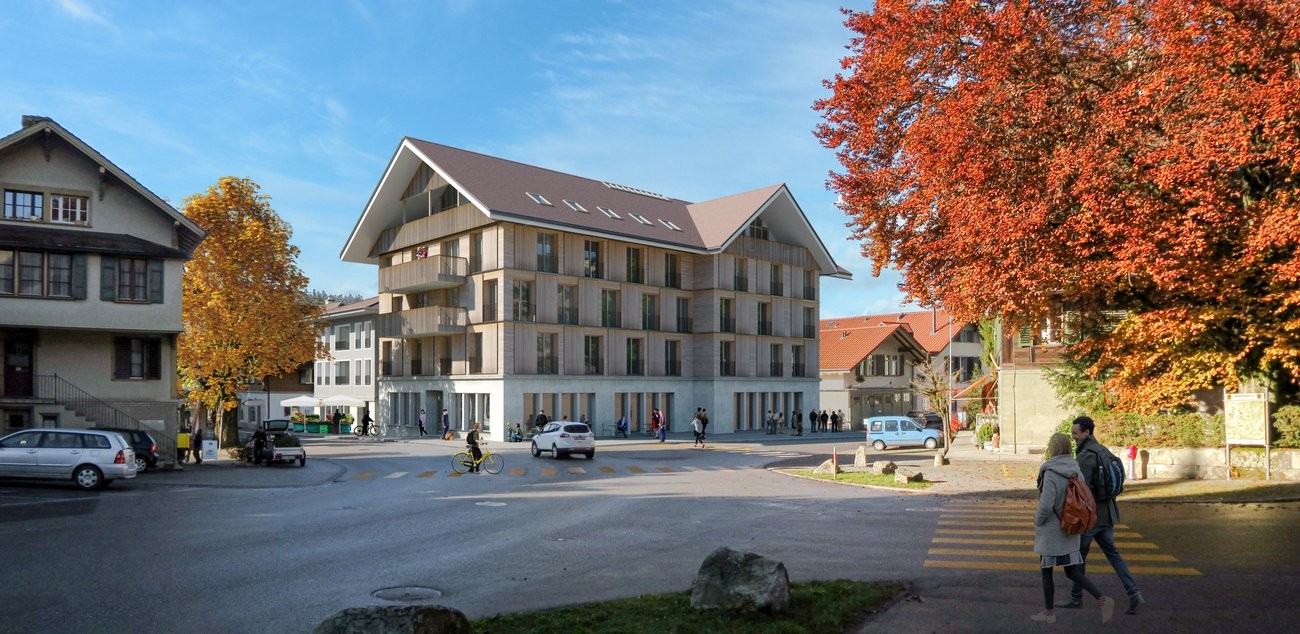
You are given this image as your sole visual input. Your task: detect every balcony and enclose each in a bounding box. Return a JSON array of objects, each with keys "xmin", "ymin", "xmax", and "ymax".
[
  {"xmin": 769, "ymin": 282, "xmax": 783, "ymax": 297},
  {"xmin": 667, "ymin": 272, "xmax": 681, "ymax": 289},
  {"xmin": 803, "ymin": 287, "xmax": 816, "ymax": 301},
  {"xmin": 379, "ymin": 255, "xmax": 468, "ymax": 294},
  {"xmin": 584, "ymin": 359, "xmax": 603, "ymax": 375},
  {"xmin": 559, "ymin": 308, "xmax": 579, "ymax": 325},
  {"xmin": 377, "ymin": 305, "xmax": 469, "ymax": 338},
  {"xmin": 769, "ymin": 362, "xmax": 783, "ymax": 377},
  {"xmin": 626, "ymin": 359, "xmax": 644, "ymax": 376},
  {"xmin": 804, "ymin": 324, "xmax": 816, "ymax": 339},
  {"xmin": 601, "ymin": 310, "xmax": 622, "ymax": 328},
  {"xmin": 720, "ymin": 317, "xmax": 735, "ymax": 333},
  {"xmin": 437, "ymin": 358, "xmax": 452, "ymax": 375},
  {"xmin": 642, "ymin": 314, "xmax": 659, "ymax": 331},
  {"xmin": 792, "ymin": 362, "xmax": 806, "ymax": 377},
  {"xmin": 666, "ymin": 359, "xmax": 681, "ymax": 376},
  {"xmin": 758, "ymin": 320, "xmax": 772, "ymax": 336},
  {"xmin": 537, "ymin": 357, "xmax": 558, "ymax": 374},
  {"xmin": 733, "ymin": 276, "xmax": 748, "ymax": 292},
  {"xmin": 719, "ymin": 361, "xmax": 735, "ymax": 376},
  {"xmin": 511, "ymin": 304, "xmax": 537, "ymax": 322},
  {"xmin": 676, "ymin": 317, "xmax": 693, "ymax": 333}
]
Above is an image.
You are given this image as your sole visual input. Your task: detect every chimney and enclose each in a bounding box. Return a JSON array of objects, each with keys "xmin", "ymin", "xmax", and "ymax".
[{"xmin": 21, "ymin": 115, "xmax": 50, "ymax": 128}]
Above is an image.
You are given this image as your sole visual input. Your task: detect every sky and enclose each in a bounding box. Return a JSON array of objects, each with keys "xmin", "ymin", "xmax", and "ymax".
[{"xmin": 0, "ymin": 0, "xmax": 908, "ymax": 319}]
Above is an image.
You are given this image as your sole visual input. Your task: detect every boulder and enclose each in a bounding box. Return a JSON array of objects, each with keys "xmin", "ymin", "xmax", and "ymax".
[
  {"xmin": 854, "ymin": 445, "xmax": 869, "ymax": 467},
  {"xmin": 812, "ymin": 459, "xmax": 842, "ymax": 475},
  {"xmin": 895, "ymin": 468, "xmax": 925, "ymax": 484},
  {"xmin": 690, "ymin": 547, "xmax": 790, "ymax": 614},
  {"xmin": 313, "ymin": 605, "xmax": 472, "ymax": 634},
  {"xmin": 870, "ymin": 461, "xmax": 897, "ymax": 475}
]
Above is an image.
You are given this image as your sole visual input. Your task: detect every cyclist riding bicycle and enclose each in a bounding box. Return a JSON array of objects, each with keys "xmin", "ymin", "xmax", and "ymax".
[{"xmin": 466, "ymin": 422, "xmax": 483, "ymax": 473}]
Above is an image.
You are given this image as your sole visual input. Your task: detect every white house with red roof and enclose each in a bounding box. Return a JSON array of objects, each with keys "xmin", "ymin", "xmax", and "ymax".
[{"xmin": 342, "ymin": 138, "xmax": 849, "ymax": 440}]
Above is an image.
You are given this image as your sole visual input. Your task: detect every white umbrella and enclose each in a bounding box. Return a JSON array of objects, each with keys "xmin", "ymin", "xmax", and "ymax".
[
  {"xmin": 280, "ymin": 395, "xmax": 322, "ymax": 408},
  {"xmin": 321, "ymin": 395, "xmax": 367, "ymax": 408}
]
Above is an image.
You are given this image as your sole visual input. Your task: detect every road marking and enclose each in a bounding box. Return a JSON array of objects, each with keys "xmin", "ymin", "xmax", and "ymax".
[
  {"xmin": 598, "ymin": 466, "xmax": 617, "ymax": 473},
  {"xmin": 930, "ymin": 537, "xmax": 1161, "ymax": 549},
  {"xmin": 448, "ymin": 471, "xmax": 465, "ymax": 477},
  {"xmin": 541, "ymin": 468, "xmax": 557, "ymax": 477},
  {"xmin": 935, "ymin": 528, "xmax": 1145, "ymax": 538},
  {"xmin": 417, "ymin": 471, "xmax": 436, "ymax": 478},
  {"xmin": 627, "ymin": 466, "xmax": 646, "ymax": 473},
  {"xmin": 936, "ymin": 519, "xmax": 1132, "ymax": 529},
  {"xmin": 656, "ymin": 466, "xmax": 674, "ymax": 472},
  {"xmin": 927, "ymin": 548, "xmax": 1180, "ymax": 562},
  {"xmin": 385, "ymin": 472, "xmax": 407, "ymax": 479},
  {"xmin": 510, "ymin": 468, "xmax": 527, "ymax": 476},
  {"xmin": 354, "ymin": 472, "xmax": 374, "ymax": 480},
  {"xmin": 924, "ymin": 560, "xmax": 1202, "ymax": 576},
  {"xmin": 567, "ymin": 467, "xmax": 585, "ymax": 475}
]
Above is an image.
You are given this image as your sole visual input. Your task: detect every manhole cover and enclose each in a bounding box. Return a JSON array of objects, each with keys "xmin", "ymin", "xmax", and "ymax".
[
  {"xmin": 372, "ymin": 586, "xmax": 443, "ymax": 602},
  {"xmin": 476, "ymin": 501, "xmax": 507, "ymax": 507}
]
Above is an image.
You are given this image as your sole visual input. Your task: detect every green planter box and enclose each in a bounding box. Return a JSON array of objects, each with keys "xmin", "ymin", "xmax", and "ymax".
[
  {"xmin": 293, "ymin": 422, "xmax": 305, "ymax": 433},
  {"xmin": 341, "ymin": 424, "xmax": 351, "ymax": 434},
  {"xmin": 326, "ymin": 423, "xmax": 339, "ymax": 434},
  {"xmin": 307, "ymin": 423, "xmax": 320, "ymax": 433}
]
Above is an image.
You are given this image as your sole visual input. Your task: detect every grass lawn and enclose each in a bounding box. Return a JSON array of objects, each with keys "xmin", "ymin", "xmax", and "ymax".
[
  {"xmin": 472, "ymin": 579, "xmax": 904, "ymax": 633},
  {"xmin": 789, "ymin": 469, "xmax": 933, "ymax": 490}
]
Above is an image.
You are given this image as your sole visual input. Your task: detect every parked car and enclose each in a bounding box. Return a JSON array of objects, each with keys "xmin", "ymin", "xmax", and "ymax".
[
  {"xmin": 530, "ymin": 422, "xmax": 595, "ymax": 459},
  {"xmin": 0, "ymin": 428, "xmax": 137, "ymax": 490},
  {"xmin": 244, "ymin": 420, "xmax": 306, "ymax": 467},
  {"xmin": 907, "ymin": 410, "xmax": 944, "ymax": 430},
  {"xmin": 865, "ymin": 415, "xmax": 941, "ymax": 450},
  {"xmin": 90, "ymin": 427, "xmax": 158, "ymax": 472}
]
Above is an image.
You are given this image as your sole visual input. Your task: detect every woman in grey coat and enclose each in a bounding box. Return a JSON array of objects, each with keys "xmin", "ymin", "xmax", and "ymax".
[{"xmin": 1033, "ymin": 433, "xmax": 1113, "ymax": 624}]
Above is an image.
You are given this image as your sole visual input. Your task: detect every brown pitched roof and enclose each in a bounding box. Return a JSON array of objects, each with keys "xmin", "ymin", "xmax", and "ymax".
[
  {"xmin": 822, "ymin": 308, "xmax": 968, "ymax": 355},
  {"xmin": 817, "ymin": 322, "xmax": 927, "ymax": 372}
]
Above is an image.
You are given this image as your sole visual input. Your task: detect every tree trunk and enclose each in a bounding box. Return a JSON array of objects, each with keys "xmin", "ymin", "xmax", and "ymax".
[{"xmin": 219, "ymin": 407, "xmax": 239, "ymax": 453}]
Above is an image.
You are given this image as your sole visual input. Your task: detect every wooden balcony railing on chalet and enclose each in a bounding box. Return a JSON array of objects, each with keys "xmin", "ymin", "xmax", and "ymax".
[
  {"xmin": 1005, "ymin": 344, "xmax": 1066, "ymax": 369},
  {"xmin": 379, "ymin": 255, "xmax": 467, "ymax": 294},
  {"xmin": 377, "ymin": 306, "xmax": 469, "ymax": 339}
]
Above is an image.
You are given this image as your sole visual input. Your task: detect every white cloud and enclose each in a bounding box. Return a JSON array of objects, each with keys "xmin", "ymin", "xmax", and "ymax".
[{"xmin": 58, "ymin": 0, "xmax": 111, "ymax": 27}]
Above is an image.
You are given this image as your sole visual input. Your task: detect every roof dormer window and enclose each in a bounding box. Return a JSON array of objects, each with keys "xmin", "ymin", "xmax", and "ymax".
[
  {"xmin": 527, "ymin": 192, "xmax": 553, "ymax": 206},
  {"xmin": 564, "ymin": 199, "xmax": 589, "ymax": 213},
  {"xmin": 630, "ymin": 213, "xmax": 652, "ymax": 226},
  {"xmin": 659, "ymin": 219, "xmax": 683, "ymax": 231},
  {"xmin": 598, "ymin": 206, "xmax": 621, "ymax": 219}
]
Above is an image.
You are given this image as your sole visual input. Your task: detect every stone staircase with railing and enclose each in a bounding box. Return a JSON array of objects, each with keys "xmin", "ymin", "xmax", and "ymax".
[{"xmin": 32, "ymin": 374, "xmax": 177, "ymax": 461}]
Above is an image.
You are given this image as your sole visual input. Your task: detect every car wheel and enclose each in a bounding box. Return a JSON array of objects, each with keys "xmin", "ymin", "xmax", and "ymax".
[
  {"xmin": 872, "ymin": 440, "xmax": 886, "ymax": 451},
  {"xmin": 299, "ymin": 456, "xmax": 306, "ymax": 467},
  {"xmin": 552, "ymin": 444, "xmax": 563, "ymax": 460},
  {"xmin": 585, "ymin": 451, "xmax": 595, "ymax": 460},
  {"xmin": 530, "ymin": 441, "xmax": 541, "ymax": 457},
  {"xmin": 134, "ymin": 456, "xmax": 148, "ymax": 472},
  {"xmin": 924, "ymin": 438, "xmax": 938, "ymax": 449},
  {"xmin": 73, "ymin": 465, "xmax": 104, "ymax": 490}
]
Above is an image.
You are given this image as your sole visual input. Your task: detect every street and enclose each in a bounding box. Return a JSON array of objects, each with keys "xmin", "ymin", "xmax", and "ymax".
[{"xmin": 1, "ymin": 435, "xmax": 1297, "ymax": 633}]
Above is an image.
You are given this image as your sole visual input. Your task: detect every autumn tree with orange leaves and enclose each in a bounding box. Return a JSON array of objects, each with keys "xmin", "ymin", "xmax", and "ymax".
[
  {"xmin": 178, "ymin": 177, "xmax": 323, "ymax": 449},
  {"xmin": 815, "ymin": 0, "xmax": 1300, "ymax": 412}
]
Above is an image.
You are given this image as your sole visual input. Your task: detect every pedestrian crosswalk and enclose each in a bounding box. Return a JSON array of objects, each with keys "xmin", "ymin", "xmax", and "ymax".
[
  {"xmin": 343, "ymin": 463, "xmax": 762, "ymax": 481},
  {"xmin": 923, "ymin": 501, "xmax": 1201, "ymax": 576}
]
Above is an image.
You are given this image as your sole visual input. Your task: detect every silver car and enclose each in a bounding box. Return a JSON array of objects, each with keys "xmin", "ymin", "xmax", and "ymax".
[
  {"xmin": 530, "ymin": 422, "xmax": 596, "ymax": 459},
  {"xmin": 0, "ymin": 428, "xmax": 138, "ymax": 490}
]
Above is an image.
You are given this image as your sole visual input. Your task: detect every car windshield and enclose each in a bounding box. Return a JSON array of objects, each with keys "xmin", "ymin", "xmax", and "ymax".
[{"xmin": 563, "ymin": 424, "xmax": 590, "ymax": 434}]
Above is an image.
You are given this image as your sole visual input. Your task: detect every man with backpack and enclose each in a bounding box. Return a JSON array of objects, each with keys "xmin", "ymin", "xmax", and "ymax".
[{"xmin": 1060, "ymin": 416, "xmax": 1146, "ymax": 615}]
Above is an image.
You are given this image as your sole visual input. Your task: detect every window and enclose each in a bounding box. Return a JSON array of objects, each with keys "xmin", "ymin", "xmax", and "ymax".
[
  {"xmin": 665, "ymin": 253, "xmax": 681, "ymax": 288},
  {"xmin": 583, "ymin": 240, "xmax": 602, "ymax": 278},
  {"xmin": 354, "ymin": 360, "xmax": 361, "ymax": 385},
  {"xmin": 50, "ymin": 194, "xmax": 89, "ymax": 224},
  {"xmin": 626, "ymin": 338, "xmax": 643, "ymax": 375},
  {"xmin": 720, "ymin": 298, "xmax": 734, "ymax": 333},
  {"xmin": 758, "ymin": 303, "xmax": 771, "ymax": 336},
  {"xmin": 0, "ymin": 250, "xmax": 12, "ymax": 294},
  {"xmin": 469, "ymin": 334, "xmax": 483, "ymax": 374},
  {"xmin": 527, "ymin": 192, "xmax": 553, "ymax": 206},
  {"xmin": 803, "ymin": 306, "xmax": 816, "ymax": 338},
  {"xmin": 601, "ymin": 290, "xmax": 620, "ymax": 328},
  {"xmin": 641, "ymin": 293, "xmax": 658, "ymax": 331},
  {"xmin": 747, "ymin": 218, "xmax": 769, "ymax": 240},
  {"xmin": 665, "ymin": 340, "xmax": 681, "ymax": 376},
  {"xmin": 536, "ymin": 234, "xmax": 557, "ymax": 273},
  {"xmin": 101, "ymin": 256, "xmax": 162, "ymax": 303},
  {"xmin": 626, "ymin": 247, "xmax": 643, "ymax": 284},
  {"xmin": 511, "ymin": 280, "xmax": 534, "ymax": 321},
  {"xmin": 720, "ymin": 341, "xmax": 735, "ymax": 376},
  {"xmin": 442, "ymin": 239, "xmax": 460, "ymax": 259},
  {"xmin": 410, "ymin": 340, "xmax": 422, "ymax": 375},
  {"xmin": 483, "ymin": 279, "xmax": 498, "ymax": 321},
  {"xmin": 659, "ymin": 219, "xmax": 683, "ymax": 231},
  {"xmin": 113, "ymin": 337, "xmax": 161, "ymax": 380},
  {"xmin": 537, "ymin": 333, "xmax": 557, "ymax": 374},
  {"xmin": 733, "ymin": 258, "xmax": 748, "ymax": 291},
  {"xmin": 469, "ymin": 232, "xmax": 483, "ymax": 272},
  {"xmin": 335, "ymin": 361, "xmax": 350, "ymax": 385},
  {"xmin": 315, "ymin": 363, "xmax": 324, "ymax": 385},
  {"xmin": 769, "ymin": 343, "xmax": 783, "ymax": 376},
  {"xmin": 18, "ymin": 252, "xmax": 42, "ymax": 296},
  {"xmin": 439, "ymin": 185, "xmax": 463, "ymax": 211},
  {"xmin": 335, "ymin": 325, "xmax": 352, "ymax": 350},
  {"xmin": 558, "ymin": 285, "xmax": 578, "ymax": 325},
  {"xmin": 769, "ymin": 264, "xmax": 782, "ymax": 296},
  {"xmin": 584, "ymin": 335, "xmax": 603, "ymax": 374},
  {"xmin": 46, "ymin": 253, "xmax": 72, "ymax": 297},
  {"xmin": 598, "ymin": 206, "xmax": 620, "ymax": 219},
  {"xmin": 3, "ymin": 189, "xmax": 42, "ymax": 220},
  {"xmin": 630, "ymin": 213, "xmax": 652, "ymax": 225},
  {"xmin": 564, "ymin": 199, "xmax": 589, "ymax": 213},
  {"xmin": 365, "ymin": 359, "xmax": 372, "ymax": 384},
  {"xmin": 792, "ymin": 345, "xmax": 805, "ymax": 377},
  {"xmin": 803, "ymin": 269, "xmax": 816, "ymax": 300},
  {"xmin": 676, "ymin": 297, "xmax": 691, "ymax": 332}
]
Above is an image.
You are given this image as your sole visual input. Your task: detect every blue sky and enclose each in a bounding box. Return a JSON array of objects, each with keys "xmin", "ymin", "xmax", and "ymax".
[{"xmin": 1, "ymin": 0, "xmax": 904, "ymax": 319}]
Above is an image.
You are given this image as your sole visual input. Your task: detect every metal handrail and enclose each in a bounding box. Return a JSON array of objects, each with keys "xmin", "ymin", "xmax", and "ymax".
[{"xmin": 35, "ymin": 374, "xmax": 143, "ymax": 430}]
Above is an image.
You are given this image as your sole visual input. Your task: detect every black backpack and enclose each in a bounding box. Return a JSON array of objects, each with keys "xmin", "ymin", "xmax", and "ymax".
[{"xmin": 1087, "ymin": 446, "xmax": 1126, "ymax": 501}]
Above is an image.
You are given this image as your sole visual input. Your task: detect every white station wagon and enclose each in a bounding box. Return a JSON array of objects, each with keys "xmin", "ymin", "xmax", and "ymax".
[{"xmin": 0, "ymin": 428, "xmax": 138, "ymax": 490}]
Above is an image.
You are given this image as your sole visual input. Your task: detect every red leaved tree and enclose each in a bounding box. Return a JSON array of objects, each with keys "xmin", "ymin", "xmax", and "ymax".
[{"xmin": 815, "ymin": 0, "xmax": 1300, "ymax": 411}]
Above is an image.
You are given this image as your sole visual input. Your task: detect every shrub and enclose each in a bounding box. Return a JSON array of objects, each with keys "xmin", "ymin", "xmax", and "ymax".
[
  {"xmin": 976, "ymin": 422, "xmax": 995, "ymax": 443},
  {"xmin": 1275, "ymin": 406, "xmax": 1300, "ymax": 448},
  {"xmin": 1070, "ymin": 411, "xmax": 1224, "ymax": 449}
]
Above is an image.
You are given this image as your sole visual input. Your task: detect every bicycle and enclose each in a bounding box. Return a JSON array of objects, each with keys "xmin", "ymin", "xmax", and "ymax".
[
  {"xmin": 451, "ymin": 444, "xmax": 503, "ymax": 474},
  {"xmin": 354, "ymin": 423, "xmax": 380, "ymax": 437}
]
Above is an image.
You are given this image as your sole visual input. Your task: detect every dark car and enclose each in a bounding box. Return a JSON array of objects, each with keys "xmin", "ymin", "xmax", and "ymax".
[
  {"xmin": 906, "ymin": 411, "xmax": 944, "ymax": 430},
  {"xmin": 90, "ymin": 427, "xmax": 158, "ymax": 472}
]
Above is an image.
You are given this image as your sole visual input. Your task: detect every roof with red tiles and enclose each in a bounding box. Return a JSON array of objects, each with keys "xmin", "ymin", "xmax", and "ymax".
[{"xmin": 821, "ymin": 308, "xmax": 968, "ymax": 355}]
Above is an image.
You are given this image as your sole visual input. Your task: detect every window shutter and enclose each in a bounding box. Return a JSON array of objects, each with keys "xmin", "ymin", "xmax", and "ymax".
[
  {"xmin": 113, "ymin": 337, "xmax": 131, "ymax": 379},
  {"xmin": 71, "ymin": 254, "xmax": 87, "ymax": 300},
  {"xmin": 146, "ymin": 339, "xmax": 162, "ymax": 380},
  {"xmin": 101, "ymin": 256, "xmax": 117, "ymax": 301},
  {"xmin": 148, "ymin": 260, "xmax": 164, "ymax": 303}
]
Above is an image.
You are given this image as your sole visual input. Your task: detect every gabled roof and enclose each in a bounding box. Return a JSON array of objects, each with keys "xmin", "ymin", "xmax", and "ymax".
[
  {"xmin": 341, "ymin": 138, "xmax": 848, "ymax": 279},
  {"xmin": 817, "ymin": 322, "xmax": 929, "ymax": 372},
  {"xmin": 824, "ymin": 308, "xmax": 970, "ymax": 355},
  {"xmin": 0, "ymin": 116, "xmax": 207, "ymax": 256},
  {"xmin": 321, "ymin": 296, "xmax": 380, "ymax": 320}
]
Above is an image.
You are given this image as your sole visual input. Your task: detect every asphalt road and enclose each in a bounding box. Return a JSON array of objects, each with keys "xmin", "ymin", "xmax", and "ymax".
[{"xmin": 1, "ymin": 436, "xmax": 1296, "ymax": 633}]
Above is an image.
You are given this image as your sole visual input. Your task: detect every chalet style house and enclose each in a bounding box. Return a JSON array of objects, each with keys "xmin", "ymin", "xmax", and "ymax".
[
  {"xmin": 0, "ymin": 116, "xmax": 206, "ymax": 457},
  {"xmin": 342, "ymin": 138, "xmax": 848, "ymax": 440}
]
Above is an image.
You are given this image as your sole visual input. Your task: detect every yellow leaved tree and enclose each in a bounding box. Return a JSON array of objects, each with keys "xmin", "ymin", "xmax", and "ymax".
[{"xmin": 178, "ymin": 177, "xmax": 324, "ymax": 450}]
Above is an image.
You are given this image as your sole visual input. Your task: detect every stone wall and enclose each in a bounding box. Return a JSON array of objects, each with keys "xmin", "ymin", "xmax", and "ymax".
[{"xmin": 1132, "ymin": 446, "xmax": 1300, "ymax": 481}]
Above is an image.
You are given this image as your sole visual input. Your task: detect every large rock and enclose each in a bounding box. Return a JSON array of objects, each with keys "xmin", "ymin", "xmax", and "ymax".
[
  {"xmin": 313, "ymin": 605, "xmax": 472, "ymax": 634},
  {"xmin": 895, "ymin": 468, "xmax": 925, "ymax": 484},
  {"xmin": 870, "ymin": 460, "xmax": 897, "ymax": 475},
  {"xmin": 812, "ymin": 459, "xmax": 842, "ymax": 474},
  {"xmin": 854, "ymin": 445, "xmax": 869, "ymax": 467},
  {"xmin": 690, "ymin": 547, "xmax": 790, "ymax": 614}
]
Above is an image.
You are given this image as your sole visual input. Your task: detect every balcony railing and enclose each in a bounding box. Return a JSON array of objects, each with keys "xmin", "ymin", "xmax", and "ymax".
[
  {"xmin": 803, "ymin": 287, "xmax": 816, "ymax": 301},
  {"xmin": 792, "ymin": 362, "xmax": 806, "ymax": 377},
  {"xmin": 626, "ymin": 359, "xmax": 644, "ymax": 375},
  {"xmin": 377, "ymin": 305, "xmax": 469, "ymax": 338},
  {"xmin": 769, "ymin": 362, "xmax": 783, "ymax": 377},
  {"xmin": 437, "ymin": 358, "xmax": 452, "ymax": 375},
  {"xmin": 666, "ymin": 360, "xmax": 681, "ymax": 376},
  {"xmin": 758, "ymin": 320, "xmax": 772, "ymax": 336},
  {"xmin": 733, "ymin": 276, "xmax": 748, "ymax": 292},
  {"xmin": 537, "ymin": 357, "xmax": 558, "ymax": 374},
  {"xmin": 642, "ymin": 313, "xmax": 659, "ymax": 331},
  {"xmin": 469, "ymin": 357, "xmax": 482, "ymax": 374},
  {"xmin": 559, "ymin": 308, "xmax": 579, "ymax": 325},
  {"xmin": 379, "ymin": 254, "xmax": 468, "ymax": 294},
  {"xmin": 511, "ymin": 304, "xmax": 537, "ymax": 322},
  {"xmin": 628, "ymin": 268, "xmax": 645, "ymax": 284},
  {"xmin": 804, "ymin": 324, "xmax": 816, "ymax": 339},
  {"xmin": 719, "ymin": 361, "xmax": 735, "ymax": 376},
  {"xmin": 483, "ymin": 302, "xmax": 498, "ymax": 322},
  {"xmin": 410, "ymin": 359, "xmax": 422, "ymax": 375},
  {"xmin": 677, "ymin": 317, "xmax": 693, "ymax": 333},
  {"xmin": 585, "ymin": 359, "xmax": 603, "ymax": 375},
  {"xmin": 666, "ymin": 273, "xmax": 681, "ymax": 289},
  {"xmin": 602, "ymin": 310, "xmax": 621, "ymax": 328},
  {"xmin": 769, "ymin": 282, "xmax": 783, "ymax": 296},
  {"xmin": 720, "ymin": 317, "xmax": 735, "ymax": 333}
]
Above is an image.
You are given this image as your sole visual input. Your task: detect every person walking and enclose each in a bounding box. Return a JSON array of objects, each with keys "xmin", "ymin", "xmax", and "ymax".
[
  {"xmin": 417, "ymin": 408, "xmax": 427, "ymax": 437},
  {"xmin": 441, "ymin": 409, "xmax": 450, "ymax": 438},
  {"xmin": 533, "ymin": 409, "xmax": 550, "ymax": 431},
  {"xmin": 192, "ymin": 426, "xmax": 204, "ymax": 465},
  {"xmin": 765, "ymin": 410, "xmax": 776, "ymax": 434},
  {"xmin": 1033, "ymin": 432, "xmax": 1114, "ymax": 624},
  {"xmin": 1061, "ymin": 416, "xmax": 1146, "ymax": 614},
  {"xmin": 656, "ymin": 413, "xmax": 667, "ymax": 442},
  {"xmin": 691, "ymin": 413, "xmax": 705, "ymax": 447},
  {"xmin": 700, "ymin": 409, "xmax": 709, "ymax": 441}
]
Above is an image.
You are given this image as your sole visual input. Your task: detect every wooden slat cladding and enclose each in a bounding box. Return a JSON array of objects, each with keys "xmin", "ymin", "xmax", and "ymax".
[
  {"xmin": 725, "ymin": 235, "xmax": 819, "ymax": 269},
  {"xmin": 377, "ymin": 306, "xmax": 470, "ymax": 339},
  {"xmin": 379, "ymin": 255, "xmax": 467, "ymax": 293},
  {"xmin": 369, "ymin": 203, "xmax": 492, "ymax": 257}
]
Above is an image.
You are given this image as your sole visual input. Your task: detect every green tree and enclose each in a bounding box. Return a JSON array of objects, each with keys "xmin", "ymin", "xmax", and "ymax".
[
  {"xmin": 178, "ymin": 177, "xmax": 324, "ymax": 449},
  {"xmin": 912, "ymin": 356, "xmax": 958, "ymax": 463}
]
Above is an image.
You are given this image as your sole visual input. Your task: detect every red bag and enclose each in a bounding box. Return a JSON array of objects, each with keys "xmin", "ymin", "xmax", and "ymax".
[{"xmin": 1058, "ymin": 474, "xmax": 1097, "ymax": 535}]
